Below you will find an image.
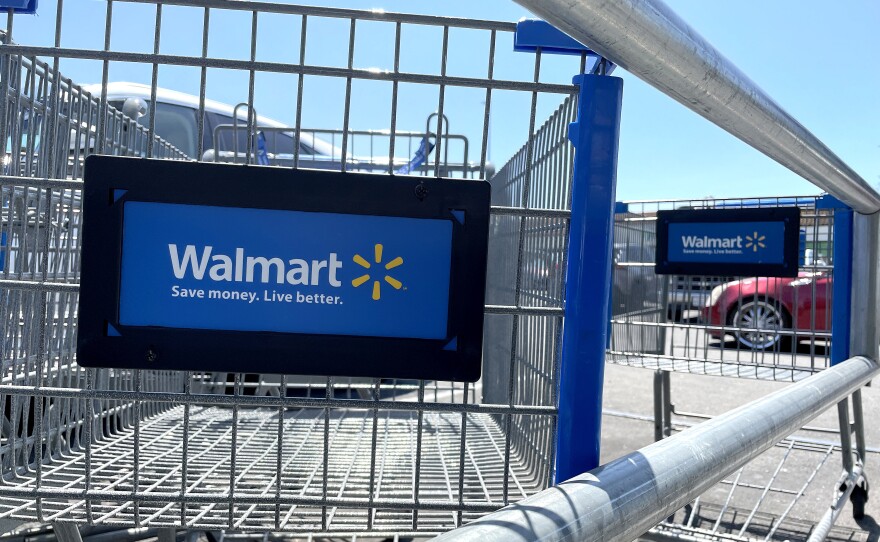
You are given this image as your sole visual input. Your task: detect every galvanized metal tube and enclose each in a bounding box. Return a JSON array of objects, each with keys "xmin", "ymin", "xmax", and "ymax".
[
  {"xmin": 512, "ymin": 0, "xmax": 880, "ymax": 214},
  {"xmin": 653, "ymin": 370, "xmax": 663, "ymax": 442},
  {"xmin": 837, "ymin": 398, "xmax": 854, "ymax": 475},
  {"xmin": 850, "ymin": 212, "xmax": 880, "ymax": 359},
  {"xmin": 853, "ymin": 389, "xmax": 867, "ymax": 462},
  {"xmin": 433, "ymin": 356, "xmax": 878, "ymax": 542},
  {"xmin": 806, "ymin": 464, "xmax": 864, "ymax": 542}
]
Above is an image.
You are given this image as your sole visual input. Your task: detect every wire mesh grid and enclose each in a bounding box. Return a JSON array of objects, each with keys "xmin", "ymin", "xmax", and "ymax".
[
  {"xmin": 0, "ymin": 55, "xmax": 189, "ymax": 182},
  {"xmin": 0, "ymin": 0, "xmax": 587, "ymax": 534},
  {"xmin": 608, "ymin": 196, "xmax": 839, "ymax": 382},
  {"xmin": 482, "ymin": 93, "xmax": 577, "ymax": 498},
  {"xmin": 645, "ymin": 413, "xmax": 871, "ymax": 542},
  {"xmin": 212, "ymin": 119, "xmax": 485, "ymax": 177}
]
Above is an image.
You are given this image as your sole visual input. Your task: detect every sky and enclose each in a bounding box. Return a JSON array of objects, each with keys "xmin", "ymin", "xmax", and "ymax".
[{"xmin": 6, "ymin": 0, "xmax": 879, "ymax": 202}]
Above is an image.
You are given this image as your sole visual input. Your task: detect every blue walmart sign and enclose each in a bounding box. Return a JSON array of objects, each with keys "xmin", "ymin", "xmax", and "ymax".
[
  {"xmin": 667, "ymin": 221, "xmax": 785, "ymax": 264},
  {"xmin": 656, "ymin": 208, "xmax": 800, "ymax": 277},
  {"xmin": 78, "ymin": 156, "xmax": 489, "ymax": 381},
  {"xmin": 119, "ymin": 202, "xmax": 453, "ymax": 340}
]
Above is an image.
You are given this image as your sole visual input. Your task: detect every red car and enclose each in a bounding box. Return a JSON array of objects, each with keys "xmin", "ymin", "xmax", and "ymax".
[{"xmin": 701, "ymin": 273, "xmax": 832, "ymax": 350}]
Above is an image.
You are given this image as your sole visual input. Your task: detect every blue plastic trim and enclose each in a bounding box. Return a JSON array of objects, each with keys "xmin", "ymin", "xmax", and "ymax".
[
  {"xmin": 816, "ymin": 194, "xmax": 848, "ymax": 210},
  {"xmin": 514, "ymin": 19, "xmax": 591, "ymax": 55},
  {"xmin": 614, "ymin": 201, "xmax": 629, "ymax": 214},
  {"xmin": 555, "ymin": 73, "xmax": 624, "ymax": 483},
  {"xmin": 830, "ymin": 206, "xmax": 853, "ymax": 365},
  {"xmin": 711, "ymin": 197, "xmax": 818, "ymax": 209},
  {"xmin": 514, "ymin": 19, "xmax": 616, "ymax": 75},
  {"xmin": 814, "ymin": 193, "xmax": 851, "ymax": 365},
  {"xmin": 0, "ymin": 0, "xmax": 37, "ymax": 14}
]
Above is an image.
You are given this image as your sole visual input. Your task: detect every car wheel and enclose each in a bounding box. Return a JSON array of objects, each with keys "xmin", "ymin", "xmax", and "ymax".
[{"xmin": 729, "ymin": 299, "xmax": 791, "ymax": 350}]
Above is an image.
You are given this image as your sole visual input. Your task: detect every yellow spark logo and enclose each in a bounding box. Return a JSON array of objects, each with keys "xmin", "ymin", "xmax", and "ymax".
[
  {"xmin": 745, "ymin": 231, "xmax": 766, "ymax": 252},
  {"xmin": 352, "ymin": 243, "xmax": 404, "ymax": 301}
]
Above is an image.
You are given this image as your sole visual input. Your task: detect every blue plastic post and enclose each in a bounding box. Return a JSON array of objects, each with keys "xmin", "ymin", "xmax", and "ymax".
[
  {"xmin": 830, "ymin": 204, "xmax": 853, "ymax": 365},
  {"xmin": 555, "ymin": 73, "xmax": 624, "ymax": 483}
]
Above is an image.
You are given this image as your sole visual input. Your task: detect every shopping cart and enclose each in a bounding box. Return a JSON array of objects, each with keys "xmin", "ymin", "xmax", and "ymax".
[
  {"xmin": 605, "ymin": 196, "xmax": 871, "ymax": 541},
  {"xmin": 0, "ymin": 1, "xmax": 584, "ymax": 538},
  {"xmin": 609, "ymin": 196, "xmax": 839, "ymax": 382}
]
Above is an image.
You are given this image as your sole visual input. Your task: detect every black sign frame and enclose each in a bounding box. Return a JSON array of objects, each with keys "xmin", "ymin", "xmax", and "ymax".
[
  {"xmin": 655, "ymin": 207, "xmax": 801, "ymax": 278},
  {"xmin": 77, "ymin": 156, "xmax": 490, "ymax": 382}
]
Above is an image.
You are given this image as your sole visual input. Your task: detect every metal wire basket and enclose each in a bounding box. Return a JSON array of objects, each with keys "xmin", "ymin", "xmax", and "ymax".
[
  {"xmin": 0, "ymin": 1, "xmax": 585, "ymax": 536},
  {"xmin": 608, "ymin": 196, "xmax": 841, "ymax": 382}
]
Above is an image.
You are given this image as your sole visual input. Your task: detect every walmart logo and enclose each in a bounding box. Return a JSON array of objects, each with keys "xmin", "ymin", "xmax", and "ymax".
[
  {"xmin": 352, "ymin": 243, "xmax": 404, "ymax": 301},
  {"xmin": 745, "ymin": 231, "xmax": 766, "ymax": 252}
]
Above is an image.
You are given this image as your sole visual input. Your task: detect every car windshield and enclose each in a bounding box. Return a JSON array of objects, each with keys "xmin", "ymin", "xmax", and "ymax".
[{"xmin": 108, "ymin": 100, "xmax": 198, "ymax": 158}]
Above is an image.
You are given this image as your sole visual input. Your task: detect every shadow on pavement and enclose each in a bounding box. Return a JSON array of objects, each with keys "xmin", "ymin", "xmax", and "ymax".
[{"xmin": 856, "ymin": 514, "xmax": 880, "ymax": 542}]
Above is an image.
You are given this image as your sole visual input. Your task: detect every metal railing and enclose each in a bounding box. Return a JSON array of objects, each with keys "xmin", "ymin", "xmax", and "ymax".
[{"xmin": 512, "ymin": 0, "xmax": 880, "ymax": 215}]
